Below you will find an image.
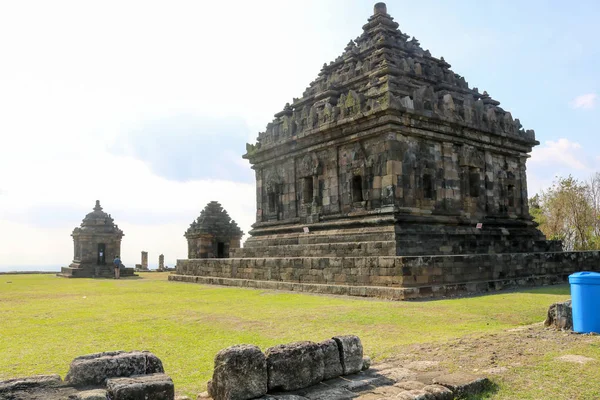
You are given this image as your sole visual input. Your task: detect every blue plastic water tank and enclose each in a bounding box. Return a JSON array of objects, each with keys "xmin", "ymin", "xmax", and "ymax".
[{"xmin": 569, "ymin": 271, "xmax": 600, "ymax": 333}]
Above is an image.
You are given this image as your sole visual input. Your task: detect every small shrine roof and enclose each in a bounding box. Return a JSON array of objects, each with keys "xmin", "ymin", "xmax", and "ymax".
[
  {"xmin": 185, "ymin": 201, "xmax": 244, "ymax": 238},
  {"xmin": 73, "ymin": 200, "xmax": 123, "ymax": 235}
]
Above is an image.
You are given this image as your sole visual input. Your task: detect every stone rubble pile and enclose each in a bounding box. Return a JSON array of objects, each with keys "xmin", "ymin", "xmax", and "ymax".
[
  {"xmin": 0, "ymin": 339, "xmax": 492, "ymax": 400},
  {"xmin": 203, "ymin": 335, "xmax": 492, "ymax": 400},
  {"xmin": 0, "ymin": 351, "xmax": 174, "ymax": 400},
  {"xmin": 208, "ymin": 335, "xmax": 367, "ymax": 400}
]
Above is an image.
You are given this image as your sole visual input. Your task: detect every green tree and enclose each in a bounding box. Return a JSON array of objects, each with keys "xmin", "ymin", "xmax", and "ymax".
[{"xmin": 532, "ymin": 175, "xmax": 595, "ymax": 251}]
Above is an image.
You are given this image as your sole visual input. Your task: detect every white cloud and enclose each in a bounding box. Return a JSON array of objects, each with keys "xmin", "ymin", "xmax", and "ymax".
[
  {"xmin": 527, "ymin": 138, "xmax": 600, "ymax": 196},
  {"xmin": 0, "ymin": 0, "xmax": 340, "ymax": 268},
  {"xmin": 530, "ymin": 138, "xmax": 589, "ymax": 171},
  {"xmin": 570, "ymin": 93, "xmax": 597, "ymax": 110},
  {"xmin": 0, "ymin": 150, "xmax": 255, "ymax": 268}
]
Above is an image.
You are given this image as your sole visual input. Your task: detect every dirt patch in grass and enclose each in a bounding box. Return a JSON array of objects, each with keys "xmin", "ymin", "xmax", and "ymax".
[
  {"xmin": 383, "ymin": 323, "xmax": 600, "ymax": 399},
  {"xmin": 390, "ymin": 322, "xmax": 597, "ymax": 372},
  {"xmin": 555, "ymin": 354, "xmax": 596, "ymax": 364}
]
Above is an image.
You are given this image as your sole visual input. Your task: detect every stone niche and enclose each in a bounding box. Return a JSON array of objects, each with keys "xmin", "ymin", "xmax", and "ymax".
[
  {"xmin": 185, "ymin": 201, "xmax": 244, "ymax": 259},
  {"xmin": 58, "ymin": 200, "xmax": 134, "ymax": 278}
]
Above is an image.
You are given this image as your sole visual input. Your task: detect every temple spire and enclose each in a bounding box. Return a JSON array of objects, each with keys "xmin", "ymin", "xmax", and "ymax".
[
  {"xmin": 94, "ymin": 200, "xmax": 102, "ymax": 212},
  {"xmin": 374, "ymin": 2, "xmax": 387, "ymax": 15}
]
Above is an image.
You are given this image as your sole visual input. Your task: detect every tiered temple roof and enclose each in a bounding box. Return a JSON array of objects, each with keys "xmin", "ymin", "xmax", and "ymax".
[
  {"xmin": 185, "ymin": 201, "xmax": 243, "ymax": 238},
  {"xmin": 245, "ymin": 2, "xmax": 536, "ymax": 158},
  {"xmin": 74, "ymin": 200, "xmax": 123, "ymax": 234}
]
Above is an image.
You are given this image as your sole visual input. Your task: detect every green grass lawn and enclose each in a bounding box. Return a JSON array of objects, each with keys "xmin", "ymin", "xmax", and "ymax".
[{"xmin": 0, "ymin": 273, "xmax": 595, "ymax": 398}]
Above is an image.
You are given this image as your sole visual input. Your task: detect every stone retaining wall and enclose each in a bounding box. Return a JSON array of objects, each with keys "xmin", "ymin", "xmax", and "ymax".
[{"xmin": 171, "ymin": 251, "xmax": 600, "ymax": 299}]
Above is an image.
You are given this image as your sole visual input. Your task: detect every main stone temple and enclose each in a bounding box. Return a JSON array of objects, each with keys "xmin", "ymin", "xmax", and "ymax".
[
  {"xmin": 171, "ymin": 3, "xmax": 599, "ymax": 299},
  {"xmin": 238, "ymin": 2, "xmax": 554, "ymax": 257}
]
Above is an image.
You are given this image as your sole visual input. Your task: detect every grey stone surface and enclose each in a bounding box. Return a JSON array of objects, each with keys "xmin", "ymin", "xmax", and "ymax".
[
  {"xmin": 210, "ymin": 344, "xmax": 267, "ymax": 400},
  {"xmin": 0, "ymin": 374, "xmax": 62, "ymax": 392},
  {"xmin": 394, "ymin": 381, "xmax": 425, "ymax": 391},
  {"xmin": 361, "ymin": 357, "xmax": 371, "ymax": 371},
  {"xmin": 266, "ymin": 341, "xmax": 325, "ymax": 391},
  {"xmin": 319, "ymin": 339, "xmax": 343, "ymax": 380},
  {"xmin": 260, "ymin": 396, "xmax": 309, "ymax": 400},
  {"xmin": 106, "ymin": 373, "xmax": 174, "ymax": 400},
  {"xmin": 544, "ymin": 300, "xmax": 572, "ymax": 330},
  {"xmin": 64, "ymin": 351, "xmax": 164, "ymax": 386},
  {"xmin": 333, "ymin": 336, "xmax": 363, "ymax": 375},
  {"xmin": 422, "ymin": 384, "xmax": 453, "ymax": 400},
  {"xmin": 71, "ymin": 389, "xmax": 109, "ymax": 399},
  {"xmin": 396, "ymin": 390, "xmax": 434, "ymax": 400},
  {"xmin": 432, "ymin": 373, "xmax": 490, "ymax": 396}
]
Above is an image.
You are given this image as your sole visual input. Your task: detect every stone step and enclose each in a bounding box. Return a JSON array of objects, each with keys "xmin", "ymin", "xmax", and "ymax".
[
  {"xmin": 57, "ymin": 267, "xmax": 137, "ymax": 279},
  {"xmin": 243, "ymin": 229, "xmax": 396, "ymax": 248},
  {"xmin": 232, "ymin": 240, "xmax": 397, "ymax": 258}
]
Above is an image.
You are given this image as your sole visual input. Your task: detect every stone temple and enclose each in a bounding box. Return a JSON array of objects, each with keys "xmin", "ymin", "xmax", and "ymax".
[
  {"xmin": 240, "ymin": 2, "xmax": 553, "ymax": 256},
  {"xmin": 171, "ymin": 3, "xmax": 600, "ymax": 299},
  {"xmin": 59, "ymin": 200, "xmax": 135, "ymax": 278},
  {"xmin": 185, "ymin": 201, "xmax": 244, "ymax": 259}
]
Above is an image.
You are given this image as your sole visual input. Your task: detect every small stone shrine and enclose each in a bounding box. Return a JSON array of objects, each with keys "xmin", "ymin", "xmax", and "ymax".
[
  {"xmin": 58, "ymin": 200, "xmax": 135, "ymax": 278},
  {"xmin": 171, "ymin": 3, "xmax": 600, "ymax": 299},
  {"xmin": 185, "ymin": 201, "xmax": 244, "ymax": 259}
]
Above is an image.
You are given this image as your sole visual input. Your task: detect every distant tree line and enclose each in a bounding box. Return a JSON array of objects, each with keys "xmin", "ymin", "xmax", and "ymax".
[{"xmin": 530, "ymin": 174, "xmax": 600, "ymax": 251}]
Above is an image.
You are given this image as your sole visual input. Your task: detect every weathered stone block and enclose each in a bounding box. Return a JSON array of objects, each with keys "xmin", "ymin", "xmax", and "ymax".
[
  {"xmin": 423, "ymin": 384, "xmax": 453, "ymax": 400},
  {"xmin": 210, "ymin": 345, "xmax": 267, "ymax": 400},
  {"xmin": 396, "ymin": 389, "xmax": 435, "ymax": 400},
  {"xmin": 362, "ymin": 356, "xmax": 371, "ymax": 370},
  {"xmin": 0, "ymin": 374, "xmax": 62, "ymax": 393},
  {"xmin": 433, "ymin": 373, "xmax": 490, "ymax": 397},
  {"xmin": 544, "ymin": 300, "xmax": 572, "ymax": 330},
  {"xmin": 106, "ymin": 373, "xmax": 174, "ymax": 400},
  {"xmin": 265, "ymin": 341, "xmax": 324, "ymax": 391},
  {"xmin": 73, "ymin": 389, "xmax": 109, "ymax": 400},
  {"xmin": 332, "ymin": 335, "xmax": 363, "ymax": 375},
  {"xmin": 64, "ymin": 351, "xmax": 164, "ymax": 386},
  {"xmin": 318, "ymin": 339, "xmax": 343, "ymax": 380}
]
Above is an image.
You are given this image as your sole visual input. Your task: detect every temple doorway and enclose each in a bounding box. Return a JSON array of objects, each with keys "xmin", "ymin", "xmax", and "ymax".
[
  {"xmin": 217, "ymin": 242, "xmax": 225, "ymax": 258},
  {"xmin": 97, "ymin": 243, "xmax": 106, "ymax": 265}
]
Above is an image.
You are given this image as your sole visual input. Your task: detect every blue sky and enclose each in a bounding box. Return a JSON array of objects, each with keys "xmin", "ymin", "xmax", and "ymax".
[{"xmin": 0, "ymin": 0, "xmax": 598, "ymax": 269}]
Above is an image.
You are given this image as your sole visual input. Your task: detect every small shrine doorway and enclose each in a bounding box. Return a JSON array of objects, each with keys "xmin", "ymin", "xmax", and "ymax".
[{"xmin": 97, "ymin": 243, "xmax": 106, "ymax": 265}]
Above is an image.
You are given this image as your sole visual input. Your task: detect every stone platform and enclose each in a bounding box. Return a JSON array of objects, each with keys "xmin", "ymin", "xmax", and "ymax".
[
  {"xmin": 171, "ymin": 251, "xmax": 600, "ymax": 300},
  {"xmin": 57, "ymin": 264, "xmax": 136, "ymax": 279},
  {"xmin": 255, "ymin": 366, "xmax": 490, "ymax": 400},
  {"xmin": 237, "ymin": 212, "xmax": 562, "ymax": 259}
]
